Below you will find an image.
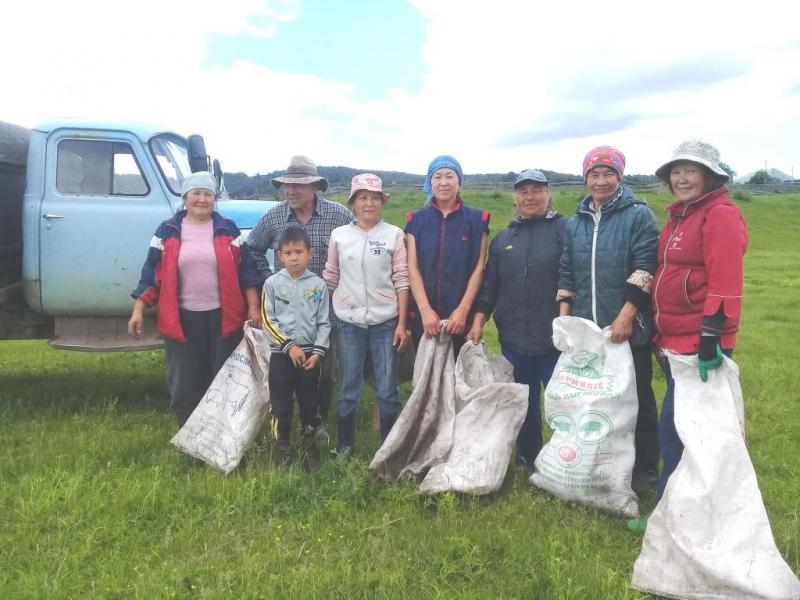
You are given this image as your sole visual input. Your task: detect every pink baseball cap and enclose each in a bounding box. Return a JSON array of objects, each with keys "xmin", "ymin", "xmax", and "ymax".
[{"xmin": 348, "ymin": 173, "xmax": 390, "ymax": 204}]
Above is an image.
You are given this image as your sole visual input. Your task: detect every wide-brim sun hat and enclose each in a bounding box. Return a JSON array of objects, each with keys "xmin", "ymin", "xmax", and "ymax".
[
  {"xmin": 181, "ymin": 171, "xmax": 217, "ymax": 198},
  {"xmin": 514, "ymin": 169, "xmax": 549, "ymax": 188},
  {"xmin": 348, "ymin": 173, "xmax": 390, "ymax": 204},
  {"xmin": 655, "ymin": 139, "xmax": 729, "ymax": 183},
  {"xmin": 271, "ymin": 155, "xmax": 329, "ymax": 191}
]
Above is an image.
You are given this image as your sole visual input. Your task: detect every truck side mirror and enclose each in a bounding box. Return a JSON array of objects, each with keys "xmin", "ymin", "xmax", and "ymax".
[
  {"xmin": 187, "ymin": 135, "xmax": 209, "ymax": 173},
  {"xmin": 212, "ymin": 158, "xmax": 223, "ymax": 188}
]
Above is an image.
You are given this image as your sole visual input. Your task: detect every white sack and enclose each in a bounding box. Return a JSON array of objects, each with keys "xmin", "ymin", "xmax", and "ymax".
[
  {"xmin": 631, "ymin": 353, "xmax": 800, "ymax": 600},
  {"xmin": 369, "ymin": 330, "xmax": 456, "ymax": 480},
  {"xmin": 530, "ymin": 316, "xmax": 639, "ymax": 517},
  {"xmin": 171, "ymin": 323, "xmax": 270, "ymax": 474},
  {"xmin": 419, "ymin": 341, "xmax": 529, "ymax": 496}
]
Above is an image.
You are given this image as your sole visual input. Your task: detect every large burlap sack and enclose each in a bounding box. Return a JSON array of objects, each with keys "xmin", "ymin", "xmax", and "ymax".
[
  {"xmin": 631, "ymin": 353, "xmax": 800, "ymax": 600},
  {"xmin": 530, "ymin": 316, "xmax": 639, "ymax": 517},
  {"xmin": 369, "ymin": 330, "xmax": 456, "ymax": 480},
  {"xmin": 419, "ymin": 341, "xmax": 529, "ymax": 495},
  {"xmin": 171, "ymin": 323, "xmax": 270, "ymax": 474}
]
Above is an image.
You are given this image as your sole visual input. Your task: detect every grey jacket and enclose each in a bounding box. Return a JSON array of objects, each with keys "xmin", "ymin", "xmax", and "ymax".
[
  {"xmin": 261, "ymin": 269, "xmax": 330, "ymax": 356},
  {"xmin": 559, "ymin": 186, "xmax": 659, "ymax": 347}
]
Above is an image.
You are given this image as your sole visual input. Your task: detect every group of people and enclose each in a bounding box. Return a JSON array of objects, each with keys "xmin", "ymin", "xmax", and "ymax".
[{"xmin": 127, "ymin": 139, "xmax": 748, "ymax": 529}]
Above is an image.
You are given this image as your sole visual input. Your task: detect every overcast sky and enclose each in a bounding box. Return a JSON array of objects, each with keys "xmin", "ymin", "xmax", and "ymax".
[{"xmin": 3, "ymin": 0, "xmax": 799, "ymax": 177}]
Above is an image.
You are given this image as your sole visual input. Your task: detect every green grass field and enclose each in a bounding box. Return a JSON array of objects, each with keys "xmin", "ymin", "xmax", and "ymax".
[{"xmin": 1, "ymin": 189, "xmax": 798, "ymax": 599}]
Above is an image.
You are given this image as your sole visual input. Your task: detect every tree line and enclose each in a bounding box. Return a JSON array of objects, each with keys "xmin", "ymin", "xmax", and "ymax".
[{"xmin": 223, "ymin": 166, "xmax": 660, "ymax": 199}]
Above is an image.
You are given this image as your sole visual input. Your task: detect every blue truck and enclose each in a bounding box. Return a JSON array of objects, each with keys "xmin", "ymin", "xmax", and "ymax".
[{"xmin": 0, "ymin": 119, "xmax": 275, "ymax": 350}]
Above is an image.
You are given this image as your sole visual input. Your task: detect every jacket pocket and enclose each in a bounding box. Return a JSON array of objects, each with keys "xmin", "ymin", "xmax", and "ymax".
[
  {"xmin": 374, "ymin": 288, "xmax": 395, "ymax": 303},
  {"xmin": 682, "ymin": 269, "xmax": 695, "ymax": 308},
  {"xmin": 335, "ymin": 292, "xmax": 353, "ymax": 305},
  {"xmin": 683, "ymin": 268, "xmax": 708, "ymax": 309}
]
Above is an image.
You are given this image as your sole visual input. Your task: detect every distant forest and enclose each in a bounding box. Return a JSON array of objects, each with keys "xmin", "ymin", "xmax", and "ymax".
[{"xmin": 223, "ymin": 166, "xmax": 659, "ymax": 199}]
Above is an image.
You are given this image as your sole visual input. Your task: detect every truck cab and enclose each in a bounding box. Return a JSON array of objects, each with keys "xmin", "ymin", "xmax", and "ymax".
[{"xmin": 7, "ymin": 119, "xmax": 274, "ymax": 350}]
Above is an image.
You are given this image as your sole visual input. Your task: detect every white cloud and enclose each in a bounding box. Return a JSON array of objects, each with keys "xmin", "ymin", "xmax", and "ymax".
[{"xmin": 2, "ymin": 0, "xmax": 799, "ymax": 177}]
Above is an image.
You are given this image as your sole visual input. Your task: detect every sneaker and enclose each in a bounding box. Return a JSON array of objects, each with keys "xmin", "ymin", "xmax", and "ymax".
[
  {"xmin": 302, "ymin": 426, "xmax": 321, "ymax": 473},
  {"xmin": 626, "ymin": 515, "xmax": 649, "ymax": 535},
  {"xmin": 304, "ymin": 449, "xmax": 321, "ymax": 472}
]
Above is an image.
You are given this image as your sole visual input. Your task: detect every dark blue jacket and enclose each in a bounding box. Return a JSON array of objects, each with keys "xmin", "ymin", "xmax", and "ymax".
[
  {"xmin": 475, "ymin": 211, "xmax": 566, "ymax": 355},
  {"xmin": 559, "ymin": 186, "xmax": 659, "ymax": 347}
]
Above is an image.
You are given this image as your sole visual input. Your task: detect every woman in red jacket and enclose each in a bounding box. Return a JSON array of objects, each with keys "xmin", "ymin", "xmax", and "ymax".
[
  {"xmin": 128, "ymin": 172, "xmax": 261, "ymax": 427},
  {"xmin": 628, "ymin": 140, "xmax": 748, "ymax": 532}
]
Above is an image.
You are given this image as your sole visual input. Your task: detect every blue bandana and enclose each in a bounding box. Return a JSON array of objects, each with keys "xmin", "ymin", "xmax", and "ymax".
[{"xmin": 423, "ymin": 155, "xmax": 463, "ymax": 201}]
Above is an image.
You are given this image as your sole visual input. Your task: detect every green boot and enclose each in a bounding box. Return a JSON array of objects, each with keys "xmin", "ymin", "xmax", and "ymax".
[{"xmin": 626, "ymin": 515, "xmax": 649, "ymax": 535}]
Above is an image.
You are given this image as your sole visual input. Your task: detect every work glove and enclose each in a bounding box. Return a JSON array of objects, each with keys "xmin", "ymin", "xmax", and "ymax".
[{"xmin": 698, "ymin": 335, "xmax": 723, "ymax": 383}]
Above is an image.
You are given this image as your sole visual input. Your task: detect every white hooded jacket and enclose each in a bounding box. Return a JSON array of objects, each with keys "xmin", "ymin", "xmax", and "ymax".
[{"xmin": 323, "ymin": 220, "xmax": 409, "ymax": 327}]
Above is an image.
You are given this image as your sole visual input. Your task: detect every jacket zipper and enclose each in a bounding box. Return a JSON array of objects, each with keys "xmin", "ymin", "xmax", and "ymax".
[
  {"xmin": 436, "ymin": 217, "xmax": 446, "ymax": 311},
  {"xmin": 292, "ymin": 277, "xmax": 298, "ymax": 349},
  {"xmin": 521, "ymin": 226, "xmax": 531, "ymax": 333},
  {"xmin": 361, "ymin": 228, "xmax": 369, "ymax": 320},
  {"xmin": 653, "ymin": 208, "xmax": 686, "ymax": 333},
  {"xmin": 590, "ymin": 210, "xmax": 601, "ymax": 323}
]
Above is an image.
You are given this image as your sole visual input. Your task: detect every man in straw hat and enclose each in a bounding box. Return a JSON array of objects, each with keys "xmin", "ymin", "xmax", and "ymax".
[{"xmin": 249, "ymin": 155, "xmax": 352, "ymax": 446}]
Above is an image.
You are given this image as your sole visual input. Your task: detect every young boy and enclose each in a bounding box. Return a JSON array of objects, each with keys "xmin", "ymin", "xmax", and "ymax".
[{"xmin": 261, "ymin": 228, "xmax": 330, "ymax": 471}]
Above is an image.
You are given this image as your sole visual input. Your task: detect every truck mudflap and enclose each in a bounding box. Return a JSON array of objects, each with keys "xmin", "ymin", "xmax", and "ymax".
[{"xmin": 50, "ymin": 315, "xmax": 163, "ymax": 352}]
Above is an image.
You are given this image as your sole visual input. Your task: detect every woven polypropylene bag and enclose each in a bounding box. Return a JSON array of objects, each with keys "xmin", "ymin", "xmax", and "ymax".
[
  {"xmin": 369, "ymin": 330, "xmax": 456, "ymax": 480},
  {"xmin": 530, "ymin": 316, "xmax": 639, "ymax": 517},
  {"xmin": 171, "ymin": 323, "xmax": 270, "ymax": 474},
  {"xmin": 419, "ymin": 341, "xmax": 528, "ymax": 495},
  {"xmin": 631, "ymin": 353, "xmax": 800, "ymax": 600}
]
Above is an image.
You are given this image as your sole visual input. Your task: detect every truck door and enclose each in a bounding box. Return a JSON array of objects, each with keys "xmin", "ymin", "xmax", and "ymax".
[{"xmin": 39, "ymin": 132, "xmax": 173, "ymax": 315}]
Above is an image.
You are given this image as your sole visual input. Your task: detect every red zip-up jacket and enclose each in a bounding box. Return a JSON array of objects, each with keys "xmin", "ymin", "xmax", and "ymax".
[
  {"xmin": 132, "ymin": 211, "xmax": 261, "ymax": 342},
  {"xmin": 652, "ymin": 187, "xmax": 748, "ymax": 353}
]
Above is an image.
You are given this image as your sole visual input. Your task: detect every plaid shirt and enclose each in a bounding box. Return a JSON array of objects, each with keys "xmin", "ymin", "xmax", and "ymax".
[{"xmin": 247, "ymin": 196, "xmax": 352, "ymax": 280}]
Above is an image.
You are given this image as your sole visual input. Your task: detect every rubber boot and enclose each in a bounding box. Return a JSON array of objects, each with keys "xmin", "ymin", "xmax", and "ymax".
[
  {"xmin": 336, "ymin": 411, "xmax": 357, "ymax": 457},
  {"xmin": 315, "ymin": 421, "xmax": 331, "ymax": 449},
  {"xmin": 631, "ymin": 468, "xmax": 660, "ymax": 495},
  {"xmin": 379, "ymin": 412, "xmax": 399, "ymax": 442},
  {"xmin": 515, "ymin": 454, "xmax": 535, "ymax": 474},
  {"xmin": 301, "ymin": 426, "xmax": 321, "ymax": 472},
  {"xmin": 273, "ymin": 438, "xmax": 291, "ymax": 468},
  {"xmin": 626, "ymin": 514, "xmax": 649, "ymax": 535}
]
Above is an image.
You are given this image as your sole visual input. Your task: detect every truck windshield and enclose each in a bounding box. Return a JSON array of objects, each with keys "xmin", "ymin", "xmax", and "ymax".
[{"xmin": 149, "ymin": 134, "xmax": 191, "ymax": 195}]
